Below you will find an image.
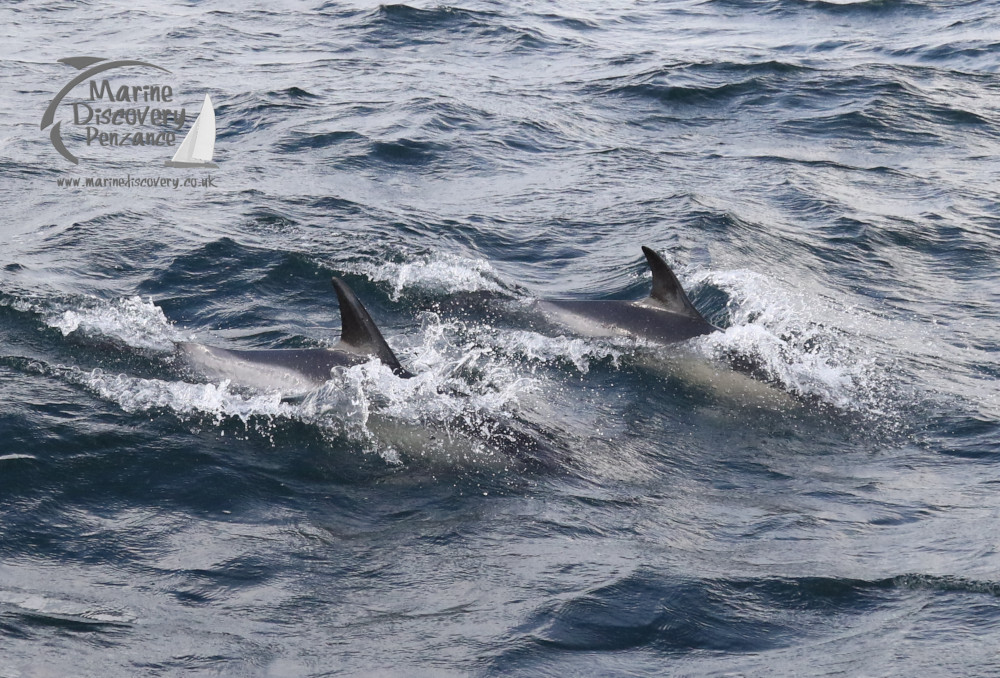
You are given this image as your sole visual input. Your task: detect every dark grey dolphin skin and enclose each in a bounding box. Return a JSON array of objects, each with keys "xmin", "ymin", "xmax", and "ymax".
[
  {"xmin": 538, "ymin": 246, "xmax": 719, "ymax": 344},
  {"xmin": 178, "ymin": 277, "xmax": 411, "ymax": 392}
]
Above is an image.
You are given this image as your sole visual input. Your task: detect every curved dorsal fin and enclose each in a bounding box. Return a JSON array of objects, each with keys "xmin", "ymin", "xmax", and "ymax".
[
  {"xmin": 641, "ymin": 246, "xmax": 706, "ymax": 321},
  {"xmin": 331, "ymin": 277, "xmax": 411, "ymax": 377}
]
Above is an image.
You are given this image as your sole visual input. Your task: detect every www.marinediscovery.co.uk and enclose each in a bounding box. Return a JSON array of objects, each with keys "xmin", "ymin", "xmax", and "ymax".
[{"xmin": 55, "ymin": 174, "xmax": 217, "ymax": 189}]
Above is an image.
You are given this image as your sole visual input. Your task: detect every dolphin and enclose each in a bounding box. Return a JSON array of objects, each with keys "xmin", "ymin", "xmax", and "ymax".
[
  {"xmin": 177, "ymin": 277, "xmax": 411, "ymax": 394},
  {"xmin": 537, "ymin": 246, "xmax": 719, "ymax": 344},
  {"xmin": 176, "ymin": 277, "xmax": 554, "ymax": 469},
  {"xmin": 535, "ymin": 246, "xmax": 799, "ymax": 407}
]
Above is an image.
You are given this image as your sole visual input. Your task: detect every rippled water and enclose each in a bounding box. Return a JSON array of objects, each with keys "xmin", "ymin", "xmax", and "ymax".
[{"xmin": 2, "ymin": 0, "xmax": 999, "ymax": 675}]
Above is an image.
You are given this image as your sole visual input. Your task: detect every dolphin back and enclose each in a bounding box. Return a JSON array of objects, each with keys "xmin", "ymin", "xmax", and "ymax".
[
  {"xmin": 641, "ymin": 246, "xmax": 710, "ymax": 324},
  {"xmin": 332, "ymin": 277, "xmax": 411, "ymax": 377}
]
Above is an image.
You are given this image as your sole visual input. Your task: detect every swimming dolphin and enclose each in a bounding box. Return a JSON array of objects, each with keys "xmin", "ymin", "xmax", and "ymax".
[
  {"xmin": 176, "ymin": 277, "xmax": 553, "ymax": 468},
  {"xmin": 537, "ymin": 246, "xmax": 719, "ymax": 344},
  {"xmin": 177, "ymin": 277, "xmax": 411, "ymax": 393},
  {"xmin": 535, "ymin": 246, "xmax": 799, "ymax": 407}
]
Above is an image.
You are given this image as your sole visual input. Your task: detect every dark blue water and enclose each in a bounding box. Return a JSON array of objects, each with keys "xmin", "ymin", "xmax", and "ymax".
[{"xmin": 2, "ymin": 1, "xmax": 1000, "ymax": 675}]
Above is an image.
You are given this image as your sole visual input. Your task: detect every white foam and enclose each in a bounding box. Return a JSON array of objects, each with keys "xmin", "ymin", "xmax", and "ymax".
[
  {"xmin": 0, "ymin": 589, "xmax": 136, "ymax": 625},
  {"xmin": 481, "ymin": 328, "xmax": 627, "ymax": 374},
  {"xmin": 350, "ymin": 252, "xmax": 505, "ymax": 300},
  {"xmin": 688, "ymin": 268, "xmax": 895, "ymax": 412},
  {"xmin": 4, "ymin": 298, "xmax": 41, "ymax": 314},
  {"xmin": 72, "ymin": 316, "xmax": 545, "ymax": 467},
  {"xmin": 336, "ymin": 316, "xmax": 541, "ymax": 437},
  {"xmin": 44, "ymin": 296, "xmax": 190, "ymax": 352},
  {"xmin": 81, "ymin": 370, "xmax": 284, "ymax": 417}
]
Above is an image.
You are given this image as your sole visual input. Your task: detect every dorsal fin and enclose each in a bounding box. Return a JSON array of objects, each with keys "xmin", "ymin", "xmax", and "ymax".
[
  {"xmin": 641, "ymin": 246, "xmax": 706, "ymax": 321},
  {"xmin": 331, "ymin": 277, "xmax": 411, "ymax": 377}
]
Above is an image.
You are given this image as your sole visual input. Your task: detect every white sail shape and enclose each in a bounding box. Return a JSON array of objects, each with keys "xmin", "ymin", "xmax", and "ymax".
[{"xmin": 165, "ymin": 94, "xmax": 217, "ymax": 167}]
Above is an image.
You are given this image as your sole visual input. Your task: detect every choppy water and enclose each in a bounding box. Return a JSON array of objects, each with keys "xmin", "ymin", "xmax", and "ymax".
[{"xmin": 2, "ymin": 0, "xmax": 1000, "ymax": 675}]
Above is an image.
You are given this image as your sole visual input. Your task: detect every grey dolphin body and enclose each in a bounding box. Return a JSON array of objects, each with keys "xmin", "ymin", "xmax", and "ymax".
[
  {"xmin": 178, "ymin": 277, "xmax": 410, "ymax": 393},
  {"xmin": 177, "ymin": 277, "xmax": 553, "ymax": 468},
  {"xmin": 538, "ymin": 246, "xmax": 719, "ymax": 344}
]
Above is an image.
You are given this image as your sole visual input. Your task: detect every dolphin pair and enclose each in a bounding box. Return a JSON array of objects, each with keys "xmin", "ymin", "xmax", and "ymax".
[
  {"xmin": 177, "ymin": 247, "xmax": 717, "ymax": 391},
  {"xmin": 180, "ymin": 247, "xmax": 715, "ymax": 389}
]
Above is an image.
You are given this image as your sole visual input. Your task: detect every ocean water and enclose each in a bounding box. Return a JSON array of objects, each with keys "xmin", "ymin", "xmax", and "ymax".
[{"xmin": 1, "ymin": 0, "xmax": 999, "ymax": 675}]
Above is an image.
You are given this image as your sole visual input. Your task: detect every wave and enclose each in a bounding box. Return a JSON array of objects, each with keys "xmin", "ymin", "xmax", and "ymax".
[
  {"xmin": 798, "ymin": 0, "xmax": 934, "ymax": 14},
  {"xmin": 481, "ymin": 329, "xmax": 628, "ymax": 374},
  {"xmin": 1, "ymin": 292, "xmax": 190, "ymax": 353},
  {"xmin": 509, "ymin": 570, "xmax": 1000, "ymax": 656},
  {"xmin": 0, "ymin": 588, "xmax": 136, "ymax": 634},
  {"xmin": 689, "ymin": 267, "xmax": 901, "ymax": 416},
  {"xmin": 215, "ymin": 89, "xmax": 324, "ymax": 140},
  {"xmin": 45, "ymin": 304, "xmax": 551, "ymax": 469},
  {"xmin": 369, "ymin": 138, "xmax": 441, "ymax": 166},
  {"xmin": 699, "ymin": 0, "xmax": 933, "ymax": 15},
  {"xmin": 371, "ymin": 4, "xmax": 499, "ymax": 29},
  {"xmin": 607, "ymin": 79, "xmax": 760, "ymax": 107},
  {"xmin": 45, "ymin": 295, "xmax": 190, "ymax": 352},
  {"xmin": 347, "ymin": 251, "xmax": 510, "ymax": 300},
  {"xmin": 277, "ymin": 130, "xmax": 366, "ymax": 153},
  {"xmin": 355, "ymin": 3, "xmax": 545, "ymax": 49}
]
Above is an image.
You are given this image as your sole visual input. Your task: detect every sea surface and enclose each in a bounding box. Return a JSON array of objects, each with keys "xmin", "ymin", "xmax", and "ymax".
[{"xmin": 2, "ymin": 0, "xmax": 999, "ymax": 675}]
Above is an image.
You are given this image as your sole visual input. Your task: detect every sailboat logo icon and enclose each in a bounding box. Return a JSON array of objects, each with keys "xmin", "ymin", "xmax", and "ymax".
[{"xmin": 166, "ymin": 94, "xmax": 218, "ymax": 168}]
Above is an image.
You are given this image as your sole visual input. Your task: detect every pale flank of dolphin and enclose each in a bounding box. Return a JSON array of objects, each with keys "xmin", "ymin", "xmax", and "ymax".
[
  {"xmin": 177, "ymin": 277, "xmax": 411, "ymax": 395},
  {"xmin": 634, "ymin": 349, "xmax": 799, "ymax": 410}
]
